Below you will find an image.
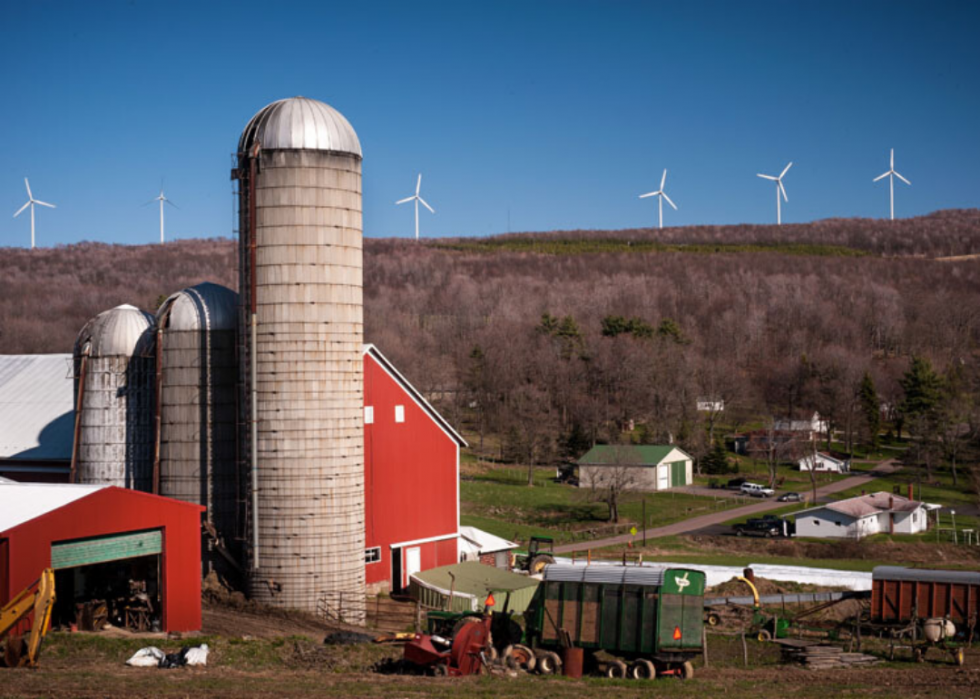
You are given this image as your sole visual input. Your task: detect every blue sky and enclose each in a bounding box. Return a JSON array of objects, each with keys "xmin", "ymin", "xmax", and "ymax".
[{"xmin": 1, "ymin": 0, "xmax": 978, "ymax": 247}]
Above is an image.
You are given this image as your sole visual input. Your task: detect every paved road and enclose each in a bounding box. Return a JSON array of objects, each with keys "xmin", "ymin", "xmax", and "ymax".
[{"xmin": 554, "ymin": 461, "xmax": 896, "ymax": 553}]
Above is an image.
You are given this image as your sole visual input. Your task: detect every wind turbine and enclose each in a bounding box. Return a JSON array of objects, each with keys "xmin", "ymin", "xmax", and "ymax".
[
  {"xmin": 638, "ymin": 169, "xmax": 678, "ymax": 229},
  {"xmin": 143, "ymin": 185, "xmax": 177, "ymax": 243},
  {"xmin": 13, "ymin": 178, "xmax": 55, "ymax": 249},
  {"xmin": 873, "ymin": 149, "xmax": 911, "ymax": 220},
  {"xmin": 395, "ymin": 173, "xmax": 434, "ymax": 241},
  {"xmin": 757, "ymin": 162, "xmax": 792, "ymax": 225}
]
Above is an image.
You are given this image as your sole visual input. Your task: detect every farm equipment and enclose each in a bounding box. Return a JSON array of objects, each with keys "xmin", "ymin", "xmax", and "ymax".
[
  {"xmin": 403, "ymin": 613, "xmax": 494, "ymax": 676},
  {"xmin": 1, "ymin": 568, "xmax": 56, "ymax": 668},
  {"xmin": 514, "ymin": 536, "xmax": 555, "ymax": 575},
  {"xmin": 524, "ymin": 564, "xmax": 704, "ymax": 680}
]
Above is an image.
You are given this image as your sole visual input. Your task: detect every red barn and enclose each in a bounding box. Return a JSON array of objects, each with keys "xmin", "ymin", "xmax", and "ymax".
[
  {"xmin": 0, "ymin": 483, "xmax": 203, "ymax": 632},
  {"xmin": 363, "ymin": 345, "xmax": 466, "ymax": 593}
]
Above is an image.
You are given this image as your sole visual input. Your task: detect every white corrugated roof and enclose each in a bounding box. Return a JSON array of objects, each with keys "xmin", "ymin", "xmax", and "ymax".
[
  {"xmin": 459, "ymin": 526, "xmax": 517, "ymax": 555},
  {"xmin": 239, "ymin": 97, "xmax": 362, "ymax": 156},
  {"xmin": 0, "ymin": 482, "xmax": 105, "ymax": 532},
  {"xmin": 0, "ymin": 354, "xmax": 75, "ymax": 461}
]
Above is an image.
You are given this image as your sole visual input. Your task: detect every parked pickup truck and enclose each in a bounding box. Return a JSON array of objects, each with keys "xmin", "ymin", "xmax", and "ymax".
[
  {"xmin": 733, "ymin": 514, "xmax": 792, "ymax": 538},
  {"xmin": 740, "ymin": 482, "xmax": 775, "ymax": 498}
]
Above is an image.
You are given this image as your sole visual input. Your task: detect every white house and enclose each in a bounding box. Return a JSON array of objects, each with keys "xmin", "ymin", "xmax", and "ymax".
[
  {"xmin": 775, "ymin": 412, "xmax": 829, "ymax": 439},
  {"xmin": 696, "ymin": 397, "xmax": 725, "ymax": 412},
  {"xmin": 798, "ymin": 452, "xmax": 850, "ymax": 474},
  {"xmin": 793, "ymin": 492, "xmax": 930, "ymax": 540}
]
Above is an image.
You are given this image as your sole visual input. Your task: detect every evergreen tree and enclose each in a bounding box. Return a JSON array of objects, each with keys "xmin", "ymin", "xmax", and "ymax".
[
  {"xmin": 701, "ymin": 438, "xmax": 732, "ymax": 475},
  {"xmin": 859, "ymin": 371, "xmax": 881, "ymax": 450},
  {"xmin": 900, "ymin": 356, "xmax": 943, "ymax": 425}
]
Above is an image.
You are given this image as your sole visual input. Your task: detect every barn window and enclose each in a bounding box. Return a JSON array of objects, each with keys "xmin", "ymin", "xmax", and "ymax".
[
  {"xmin": 395, "ymin": 405, "xmax": 405, "ymax": 423},
  {"xmin": 365, "ymin": 547, "xmax": 381, "ymax": 564},
  {"xmin": 364, "ymin": 406, "xmax": 374, "ymax": 424},
  {"xmin": 835, "ymin": 521, "xmax": 842, "ymax": 527},
  {"xmin": 814, "ymin": 520, "xmax": 820, "ymax": 526}
]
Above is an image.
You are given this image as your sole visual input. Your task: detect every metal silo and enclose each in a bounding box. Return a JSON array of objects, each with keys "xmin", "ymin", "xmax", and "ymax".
[
  {"xmin": 235, "ymin": 97, "xmax": 365, "ymax": 620},
  {"xmin": 156, "ymin": 282, "xmax": 240, "ymax": 576},
  {"xmin": 72, "ymin": 304, "xmax": 156, "ymax": 490}
]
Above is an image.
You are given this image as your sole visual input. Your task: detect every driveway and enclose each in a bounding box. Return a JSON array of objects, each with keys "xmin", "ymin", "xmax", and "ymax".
[{"xmin": 554, "ymin": 460, "xmax": 897, "ymax": 553}]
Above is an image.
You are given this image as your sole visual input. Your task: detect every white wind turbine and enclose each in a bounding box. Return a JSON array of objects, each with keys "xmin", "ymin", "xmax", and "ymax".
[
  {"xmin": 395, "ymin": 173, "xmax": 434, "ymax": 241},
  {"xmin": 638, "ymin": 169, "xmax": 678, "ymax": 229},
  {"xmin": 143, "ymin": 185, "xmax": 177, "ymax": 243},
  {"xmin": 873, "ymin": 149, "xmax": 911, "ymax": 220},
  {"xmin": 13, "ymin": 178, "xmax": 56, "ymax": 249},
  {"xmin": 757, "ymin": 162, "xmax": 793, "ymax": 224}
]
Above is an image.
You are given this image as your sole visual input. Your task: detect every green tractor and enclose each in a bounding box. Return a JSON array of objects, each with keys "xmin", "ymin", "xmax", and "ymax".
[{"xmin": 514, "ymin": 536, "xmax": 556, "ymax": 575}]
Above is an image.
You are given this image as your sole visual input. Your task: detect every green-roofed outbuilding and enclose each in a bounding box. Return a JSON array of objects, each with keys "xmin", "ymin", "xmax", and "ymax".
[
  {"xmin": 576, "ymin": 444, "xmax": 693, "ymax": 491},
  {"xmin": 409, "ymin": 561, "xmax": 540, "ymax": 614}
]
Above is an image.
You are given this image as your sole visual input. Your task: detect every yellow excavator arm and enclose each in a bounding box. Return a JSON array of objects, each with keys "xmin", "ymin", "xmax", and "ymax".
[{"xmin": 1, "ymin": 568, "xmax": 56, "ymax": 668}]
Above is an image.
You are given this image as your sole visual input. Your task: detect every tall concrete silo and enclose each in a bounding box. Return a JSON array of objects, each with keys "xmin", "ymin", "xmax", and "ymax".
[
  {"xmin": 156, "ymin": 282, "xmax": 240, "ymax": 576},
  {"xmin": 235, "ymin": 96, "xmax": 365, "ymax": 619},
  {"xmin": 72, "ymin": 304, "xmax": 156, "ymax": 490}
]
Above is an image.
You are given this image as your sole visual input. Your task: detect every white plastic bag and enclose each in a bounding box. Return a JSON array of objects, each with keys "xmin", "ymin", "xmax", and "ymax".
[
  {"xmin": 183, "ymin": 643, "xmax": 209, "ymax": 666},
  {"xmin": 126, "ymin": 646, "xmax": 165, "ymax": 667}
]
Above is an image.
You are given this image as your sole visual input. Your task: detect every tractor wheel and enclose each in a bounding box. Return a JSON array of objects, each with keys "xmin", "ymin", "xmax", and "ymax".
[
  {"xmin": 681, "ymin": 661, "xmax": 695, "ymax": 680},
  {"xmin": 757, "ymin": 629, "xmax": 772, "ymax": 642},
  {"xmin": 504, "ymin": 643, "xmax": 537, "ymax": 672},
  {"xmin": 432, "ymin": 663, "xmax": 449, "ymax": 677},
  {"xmin": 529, "ymin": 554, "xmax": 555, "ymax": 575},
  {"xmin": 630, "ymin": 658, "xmax": 656, "ymax": 680},
  {"xmin": 706, "ymin": 613, "xmax": 721, "ymax": 627},
  {"xmin": 605, "ymin": 659, "xmax": 627, "ymax": 679}
]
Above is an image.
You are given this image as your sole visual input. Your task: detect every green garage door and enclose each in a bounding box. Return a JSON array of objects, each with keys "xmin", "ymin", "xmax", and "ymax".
[
  {"xmin": 669, "ymin": 461, "xmax": 687, "ymax": 487},
  {"xmin": 51, "ymin": 530, "xmax": 162, "ymax": 570}
]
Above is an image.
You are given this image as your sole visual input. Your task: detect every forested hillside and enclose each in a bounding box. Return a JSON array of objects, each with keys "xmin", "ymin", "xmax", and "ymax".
[{"xmin": 2, "ymin": 210, "xmax": 978, "ymax": 471}]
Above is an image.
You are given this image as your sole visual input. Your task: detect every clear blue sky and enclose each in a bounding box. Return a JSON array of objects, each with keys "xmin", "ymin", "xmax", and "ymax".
[{"xmin": 1, "ymin": 0, "xmax": 978, "ymax": 247}]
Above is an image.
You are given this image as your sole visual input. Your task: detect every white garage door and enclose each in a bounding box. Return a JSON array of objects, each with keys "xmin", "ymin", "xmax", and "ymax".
[{"xmin": 657, "ymin": 466, "xmax": 669, "ymax": 490}]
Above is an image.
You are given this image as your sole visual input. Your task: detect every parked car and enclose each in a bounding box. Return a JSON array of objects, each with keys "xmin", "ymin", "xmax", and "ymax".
[
  {"xmin": 740, "ymin": 482, "xmax": 775, "ymax": 498},
  {"xmin": 733, "ymin": 515, "xmax": 790, "ymax": 538},
  {"xmin": 777, "ymin": 491, "xmax": 803, "ymax": 502}
]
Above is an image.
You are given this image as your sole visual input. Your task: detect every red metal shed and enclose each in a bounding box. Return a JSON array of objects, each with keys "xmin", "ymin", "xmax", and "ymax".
[
  {"xmin": 363, "ymin": 345, "xmax": 467, "ymax": 593},
  {"xmin": 0, "ymin": 483, "xmax": 203, "ymax": 632}
]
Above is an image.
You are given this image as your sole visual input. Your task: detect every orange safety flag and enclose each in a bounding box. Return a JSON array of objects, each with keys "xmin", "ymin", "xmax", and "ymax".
[
  {"xmin": 485, "ymin": 592, "xmax": 496, "ymax": 607},
  {"xmin": 673, "ymin": 626, "xmax": 682, "ymax": 640}
]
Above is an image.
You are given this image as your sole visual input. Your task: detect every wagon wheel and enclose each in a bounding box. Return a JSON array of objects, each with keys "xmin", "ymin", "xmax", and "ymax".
[
  {"xmin": 432, "ymin": 663, "xmax": 449, "ymax": 677},
  {"xmin": 629, "ymin": 658, "xmax": 656, "ymax": 680},
  {"xmin": 504, "ymin": 644, "xmax": 536, "ymax": 672},
  {"xmin": 536, "ymin": 651, "xmax": 561, "ymax": 675},
  {"xmin": 484, "ymin": 645, "xmax": 499, "ymax": 664},
  {"xmin": 605, "ymin": 659, "xmax": 627, "ymax": 679},
  {"xmin": 705, "ymin": 612, "xmax": 721, "ymax": 627},
  {"xmin": 681, "ymin": 661, "xmax": 695, "ymax": 680},
  {"xmin": 757, "ymin": 629, "xmax": 772, "ymax": 643}
]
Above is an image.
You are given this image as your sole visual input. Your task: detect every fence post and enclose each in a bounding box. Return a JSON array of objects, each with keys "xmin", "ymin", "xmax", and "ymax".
[
  {"xmin": 741, "ymin": 630, "xmax": 748, "ymax": 667},
  {"xmin": 702, "ymin": 627, "xmax": 709, "ymax": 667}
]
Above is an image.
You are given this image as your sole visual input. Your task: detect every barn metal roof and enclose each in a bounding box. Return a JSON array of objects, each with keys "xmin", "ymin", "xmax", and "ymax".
[
  {"xmin": 459, "ymin": 526, "xmax": 518, "ymax": 555},
  {"xmin": 544, "ymin": 563, "xmax": 670, "ymax": 586},
  {"xmin": 74, "ymin": 304, "xmax": 155, "ymax": 358},
  {"xmin": 0, "ymin": 354, "xmax": 74, "ymax": 461},
  {"xmin": 577, "ymin": 444, "xmax": 691, "ymax": 466},
  {"xmin": 239, "ymin": 96, "xmax": 362, "ymax": 157},
  {"xmin": 160, "ymin": 282, "xmax": 238, "ymax": 331},
  {"xmin": 873, "ymin": 566, "xmax": 980, "ymax": 586},
  {"xmin": 0, "ymin": 482, "xmax": 105, "ymax": 532}
]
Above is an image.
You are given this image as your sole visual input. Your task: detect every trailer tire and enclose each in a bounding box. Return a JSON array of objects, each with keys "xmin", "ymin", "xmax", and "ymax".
[
  {"xmin": 504, "ymin": 644, "xmax": 536, "ymax": 672},
  {"xmin": 681, "ymin": 661, "xmax": 694, "ymax": 680},
  {"xmin": 757, "ymin": 629, "xmax": 772, "ymax": 642},
  {"xmin": 605, "ymin": 659, "xmax": 627, "ymax": 679},
  {"xmin": 536, "ymin": 651, "xmax": 561, "ymax": 675},
  {"xmin": 706, "ymin": 612, "xmax": 721, "ymax": 627},
  {"xmin": 630, "ymin": 659, "xmax": 656, "ymax": 680}
]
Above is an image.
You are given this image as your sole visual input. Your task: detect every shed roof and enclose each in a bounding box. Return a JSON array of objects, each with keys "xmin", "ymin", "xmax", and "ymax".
[
  {"xmin": 0, "ymin": 481, "xmax": 105, "ymax": 532},
  {"xmin": 459, "ymin": 526, "xmax": 518, "ymax": 555},
  {"xmin": 0, "ymin": 354, "xmax": 74, "ymax": 461},
  {"xmin": 577, "ymin": 444, "xmax": 691, "ymax": 466},
  {"xmin": 411, "ymin": 561, "xmax": 538, "ymax": 596}
]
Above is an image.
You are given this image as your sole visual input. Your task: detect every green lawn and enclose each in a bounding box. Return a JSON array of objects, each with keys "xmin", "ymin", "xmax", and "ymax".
[{"xmin": 460, "ymin": 466, "xmax": 741, "ymax": 545}]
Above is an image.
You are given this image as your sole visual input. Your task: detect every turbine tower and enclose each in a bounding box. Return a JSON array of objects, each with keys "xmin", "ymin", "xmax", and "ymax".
[
  {"xmin": 13, "ymin": 178, "xmax": 55, "ymax": 250},
  {"xmin": 638, "ymin": 169, "xmax": 678, "ymax": 229},
  {"xmin": 143, "ymin": 186, "xmax": 177, "ymax": 243},
  {"xmin": 873, "ymin": 149, "xmax": 911, "ymax": 220},
  {"xmin": 757, "ymin": 162, "xmax": 793, "ymax": 225},
  {"xmin": 396, "ymin": 173, "xmax": 434, "ymax": 241}
]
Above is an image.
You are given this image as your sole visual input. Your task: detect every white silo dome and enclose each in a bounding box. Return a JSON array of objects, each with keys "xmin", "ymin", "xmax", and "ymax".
[
  {"xmin": 74, "ymin": 304, "xmax": 155, "ymax": 358},
  {"xmin": 239, "ymin": 96, "xmax": 362, "ymax": 157}
]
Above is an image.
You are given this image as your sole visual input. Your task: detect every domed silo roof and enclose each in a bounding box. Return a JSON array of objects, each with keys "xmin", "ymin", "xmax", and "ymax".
[
  {"xmin": 74, "ymin": 304, "xmax": 155, "ymax": 358},
  {"xmin": 239, "ymin": 96, "xmax": 361, "ymax": 157},
  {"xmin": 160, "ymin": 282, "xmax": 238, "ymax": 331}
]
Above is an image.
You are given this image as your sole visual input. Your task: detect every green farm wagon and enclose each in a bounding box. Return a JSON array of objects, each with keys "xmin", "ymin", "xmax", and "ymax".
[{"xmin": 525, "ymin": 564, "xmax": 705, "ymax": 679}]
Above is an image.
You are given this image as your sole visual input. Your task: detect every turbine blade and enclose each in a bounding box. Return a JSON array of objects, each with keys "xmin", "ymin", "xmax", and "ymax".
[
  {"xmin": 141, "ymin": 198, "xmax": 157, "ymax": 207},
  {"xmin": 779, "ymin": 181, "xmax": 788, "ymax": 202},
  {"xmin": 780, "ymin": 161, "xmax": 793, "ymax": 178},
  {"xmin": 13, "ymin": 201, "xmax": 30, "ymax": 217},
  {"xmin": 34, "ymin": 200, "xmax": 56, "ymax": 209},
  {"xmin": 891, "ymin": 149, "xmax": 894, "ymax": 169},
  {"xmin": 24, "ymin": 178, "xmax": 32, "ymax": 199},
  {"xmin": 418, "ymin": 196, "xmax": 435, "ymax": 214},
  {"xmin": 873, "ymin": 171, "xmax": 891, "ymax": 182},
  {"xmin": 660, "ymin": 169, "xmax": 667, "ymax": 190},
  {"xmin": 639, "ymin": 191, "xmax": 659, "ymax": 198},
  {"xmin": 662, "ymin": 192, "xmax": 678, "ymax": 210},
  {"xmin": 416, "ymin": 173, "xmax": 421, "ymax": 196},
  {"xmin": 894, "ymin": 171, "xmax": 911, "ymax": 186},
  {"xmin": 757, "ymin": 174, "xmax": 777, "ymax": 181},
  {"xmin": 165, "ymin": 199, "xmax": 178, "ymax": 209},
  {"xmin": 396, "ymin": 196, "xmax": 415, "ymax": 205}
]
